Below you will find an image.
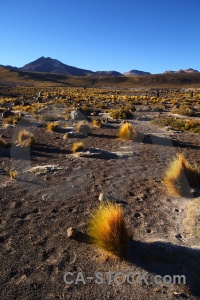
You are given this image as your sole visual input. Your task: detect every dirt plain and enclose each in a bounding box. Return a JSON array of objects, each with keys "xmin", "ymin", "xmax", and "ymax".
[{"xmin": 0, "ymin": 86, "xmax": 200, "ymax": 300}]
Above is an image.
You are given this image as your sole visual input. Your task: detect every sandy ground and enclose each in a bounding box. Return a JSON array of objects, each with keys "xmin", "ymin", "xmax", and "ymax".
[{"xmin": 0, "ymin": 107, "xmax": 200, "ymax": 299}]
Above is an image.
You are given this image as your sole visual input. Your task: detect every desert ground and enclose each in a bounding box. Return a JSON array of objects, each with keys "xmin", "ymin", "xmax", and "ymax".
[{"xmin": 0, "ymin": 85, "xmax": 200, "ymax": 299}]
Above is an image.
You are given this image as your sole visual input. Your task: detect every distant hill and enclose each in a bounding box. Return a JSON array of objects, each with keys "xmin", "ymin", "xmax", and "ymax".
[
  {"xmin": 123, "ymin": 70, "xmax": 151, "ymax": 76},
  {"xmin": 0, "ymin": 57, "xmax": 199, "ymax": 79},
  {"xmin": 164, "ymin": 68, "xmax": 199, "ymax": 74},
  {"xmin": 1, "ymin": 65, "xmax": 200, "ymax": 88},
  {"xmin": 19, "ymin": 56, "xmax": 95, "ymax": 76},
  {"xmin": 1, "ymin": 57, "xmax": 151, "ymax": 77}
]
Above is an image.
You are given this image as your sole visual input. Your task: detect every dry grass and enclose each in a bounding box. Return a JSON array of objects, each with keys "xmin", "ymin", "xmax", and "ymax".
[
  {"xmin": 87, "ymin": 202, "xmax": 129, "ymax": 257},
  {"xmin": 46, "ymin": 122, "xmax": 60, "ymax": 132},
  {"xmin": 18, "ymin": 130, "xmax": 35, "ymax": 147},
  {"xmin": 171, "ymin": 105, "xmax": 195, "ymax": 117},
  {"xmin": 9, "ymin": 170, "xmax": 18, "ymax": 180},
  {"xmin": 119, "ymin": 122, "xmax": 138, "ymax": 140},
  {"xmin": 92, "ymin": 119, "xmax": 102, "ymax": 128},
  {"xmin": 71, "ymin": 142, "xmax": 85, "ymax": 153},
  {"xmin": 164, "ymin": 153, "xmax": 200, "ymax": 197},
  {"xmin": 4, "ymin": 115, "xmax": 22, "ymax": 125},
  {"xmin": 151, "ymin": 117, "xmax": 200, "ymax": 134},
  {"xmin": 0, "ymin": 137, "xmax": 10, "ymax": 148},
  {"xmin": 76, "ymin": 121, "xmax": 92, "ymax": 134}
]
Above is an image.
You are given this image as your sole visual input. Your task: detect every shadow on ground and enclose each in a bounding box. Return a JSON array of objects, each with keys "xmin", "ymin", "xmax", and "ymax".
[{"xmin": 126, "ymin": 239, "xmax": 200, "ymax": 297}]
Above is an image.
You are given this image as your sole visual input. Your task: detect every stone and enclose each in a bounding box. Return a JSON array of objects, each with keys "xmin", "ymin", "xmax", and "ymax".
[
  {"xmin": 67, "ymin": 227, "xmax": 78, "ymax": 239},
  {"xmin": 71, "ymin": 110, "xmax": 88, "ymax": 121},
  {"xmin": 98, "ymin": 193, "xmax": 105, "ymax": 201}
]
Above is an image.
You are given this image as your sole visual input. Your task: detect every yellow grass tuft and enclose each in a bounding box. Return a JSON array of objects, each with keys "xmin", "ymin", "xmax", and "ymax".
[
  {"xmin": 18, "ymin": 130, "xmax": 35, "ymax": 147},
  {"xmin": 72, "ymin": 142, "xmax": 85, "ymax": 153},
  {"xmin": 76, "ymin": 121, "xmax": 92, "ymax": 134},
  {"xmin": 9, "ymin": 170, "xmax": 18, "ymax": 180},
  {"xmin": 46, "ymin": 121, "xmax": 60, "ymax": 132},
  {"xmin": 87, "ymin": 202, "xmax": 129, "ymax": 257},
  {"xmin": 92, "ymin": 119, "xmax": 102, "ymax": 128},
  {"xmin": 164, "ymin": 153, "xmax": 200, "ymax": 197},
  {"xmin": 119, "ymin": 122, "xmax": 137, "ymax": 140},
  {"xmin": 0, "ymin": 137, "xmax": 10, "ymax": 148}
]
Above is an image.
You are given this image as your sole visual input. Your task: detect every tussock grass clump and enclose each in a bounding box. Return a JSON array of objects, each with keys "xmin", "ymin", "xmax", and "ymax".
[
  {"xmin": 164, "ymin": 154, "xmax": 200, "ymax": 197},
  {"xmin": 151, "ymin": 117, "xmax": 200, "ymax": 134},
  {"xmin": 92, "ymin": 119, "xmax": 102, "ymax": 128},
  {"xmin": 9, "ymin": 170, "xmax": 18, "ymax": 180},
  {"xmin": 4, "ymin": 115, "xmax": 22, "ymax": 125},
  {"xmin": 0, "ymin": 137, "xmax": 10, "ymax": 148},
  {"xmin": 76, "ymin": 121, "xmax": 92, "ymax": 134},
  {"xmin": 87, "ymin": 202, "xmax": 129, "ymax": 257},
  {"xmin": 110, "ymin": 109, "xmax": 132, "ymax": 120},
  {"xmin": 72, "ymin": 142, "xmax": 85, "ymax": 153},
  {"xmin": 46, "ymin": 121, "xmax": 60, "ymax": 132},
  {"xmin": 172, "ymin": 105, "xmax": 195, "ymax": 117},
  {"xmin": 18, "ymin": 130, "xmax": 35, "ymax": 147},
  {"xmin": 119, "ymin": 122, "xmax": 137, "ymax": 140}
]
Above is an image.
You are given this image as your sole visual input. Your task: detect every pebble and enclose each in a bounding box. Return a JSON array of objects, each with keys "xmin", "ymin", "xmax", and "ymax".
[{"xmin": 67, "ymin": 227, "xmax": 78, "ymax": 238}]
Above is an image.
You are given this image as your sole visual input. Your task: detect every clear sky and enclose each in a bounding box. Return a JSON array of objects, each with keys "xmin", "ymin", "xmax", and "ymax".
[{"xmin": 1, "ymin": 0, "xmax": 200, "ymax": 74}]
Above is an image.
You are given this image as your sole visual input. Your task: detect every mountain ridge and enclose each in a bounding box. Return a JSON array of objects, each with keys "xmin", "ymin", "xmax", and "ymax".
[{"xmin": 1, "ymin": 56, "xmax": 199, "ymax": 76}]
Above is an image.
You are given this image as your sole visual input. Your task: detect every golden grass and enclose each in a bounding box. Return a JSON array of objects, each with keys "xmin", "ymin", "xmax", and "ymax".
[
  {"xmin": 92, "ymin": 119, "xmax": 102, "ymax": 128},
  {"xmin": 119, "ymin": 122, "xmax": 138, "ymax": 140},
  {"xmin": 76, "ymin": 121, "xmax": 92, "ymax": 134},
  {"xmin": 0, "ymin": 137, "xmax": 10, "ymax": 148},
  {"xmin": 71, "ymin": 142, "xmax": 85, "ymax": 153},
  {"xmin": 164, "ymin": 153, "xmax": 200, "ymax": 197},
  {"xmin": 87, "ymin": 202, "xmax": 129, "ymax": 257},
  {"xmin": 46, "ymin": 121, "xmax": 60, "ymax": 132},
  {"xmin": 9, "ymin": 170, "xmax": 18, "ymax": 180},
  {"xmin": 18, "ymin": 130, "xmax": 35, "ymax": 147},
  {"xmin": 4, "ymin": 115, "xmax": 22, "ymax": 125}
]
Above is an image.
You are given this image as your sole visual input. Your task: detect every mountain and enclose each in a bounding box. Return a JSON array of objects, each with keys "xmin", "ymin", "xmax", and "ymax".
[
  {"xmin": 164, "ymin": 68, "xmax": 199, "ymax": 74},
  {"xmin": 19, "ymin": 56, "xmax": 95, "ymax": 76},
  {"xmin": 123, "ymin": 69, "xmax": 151, "ymax": 76},
  {"xmin": 1, "ymin": 57, "xmax": 199, "ymax": 77}
]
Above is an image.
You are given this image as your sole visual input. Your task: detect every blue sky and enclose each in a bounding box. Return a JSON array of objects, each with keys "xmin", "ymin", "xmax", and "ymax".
[{"xmin": 1, "ymin": 0, "xmax": 200, "ymax": 74}]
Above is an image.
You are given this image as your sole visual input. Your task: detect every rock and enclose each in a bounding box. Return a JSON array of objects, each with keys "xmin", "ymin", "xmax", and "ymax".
[
  {"xmin": 98, "ymin": 193, "xmax": 105, "ymax": 201},
  {"xmin": 71, "ymin": 110, "xmax": 88, "ymax": 121},
  {"xmin": 67, "ymin": 227, "xmax": 78, "ymax": 238}
]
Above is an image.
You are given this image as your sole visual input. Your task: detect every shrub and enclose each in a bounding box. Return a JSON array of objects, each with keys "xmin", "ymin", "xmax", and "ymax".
[
  {"xmin": 110, "ymin": 109, "xmax": 132, "ymax": 120},
  {"xmin": 171, "ymin": 105, "xmax": 195, "ymax": 117},
  {"xmin": 47, "ymin": 121, "xmax": 60, "ymax": 132},
  {"xmin": 164, "ymin": 154, "xmax": 200, "ymax": 197},
  {"xmin": 76, "ymin": 121, "xmax": 92, "ymax": 134},
  {"xmin": 151, "ymin": 117, "xmax": 200, "ymax": 134},
  {"xmin": 87, "ymin": 202, "xmax": 129, "ymax": 257},
  {"xmin": 18, "ymin": 130, "xmax": 35, "ymax": 147},
  {"xmin": 119, "ymin": 122, "xmax": 137, "ymax": 140},
  {"xmin": 72, "ymin": 142, "xmax": 85, "ymax": 153}
]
